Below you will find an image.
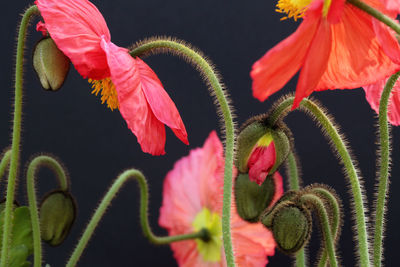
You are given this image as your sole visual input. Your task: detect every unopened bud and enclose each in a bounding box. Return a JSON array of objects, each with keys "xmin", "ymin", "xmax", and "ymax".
[
  {"xmin": 236, "ymin": 120, "xmax": 291, "ymax": 185},
  {"xmin": 234, "ymin": 173, "xmax": 276, "ymax": 222},
  {"xmin": 40, "ymin": 191, "xmax": 76, "ymax": 246},
  {"xmin": 262, "ymin": 203, "xmax": 312, "ymax": 254},
  {"xmin": 33, "ymin": 37, "xmax": 70, "ymax": 91}
]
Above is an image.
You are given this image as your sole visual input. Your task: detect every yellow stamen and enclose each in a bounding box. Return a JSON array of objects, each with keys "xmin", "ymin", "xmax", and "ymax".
[
  {"xmin": 192, "ymin": 208, "xmax": 222, "ymax": 262},
  {"xmin": 88, "ymin": 78, "xmax": 119, "ymax": 111},
  {"xmin": 276, "ymin": 0, "xmax": 313, "ymax": 21}
]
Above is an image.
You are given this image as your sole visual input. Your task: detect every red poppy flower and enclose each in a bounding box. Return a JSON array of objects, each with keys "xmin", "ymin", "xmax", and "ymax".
[
  {"xmin": 35, "ymin": 0, "xmax": 188, "ymax": 155},
  {"xmin": 251, "ymin": 0, "xmax": 400, "ymax": 109},
  {"xmin": 363, "ymin": 77, "xmax": 400, "ymax": 125},
  {"xmin": 247, "ymin": 140, "xmax": 276, "ymax": 185}
]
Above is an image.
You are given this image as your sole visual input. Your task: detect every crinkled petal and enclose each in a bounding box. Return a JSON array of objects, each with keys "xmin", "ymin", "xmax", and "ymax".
[
  {"xmin": 382, "ymin": 0, "xmax": 400, "ymax": 13},
  {"xmin": 373, "ymin": 18, "xmax": 400, "ymax": 64},
  {"xmin": 250, "ymin": 13, "xmax": 319, "ymax": 102},
  {"xmin": 316, "ymin": 4, "xmax": 400, "ymax": 91},
  {"xmin": 135, "ymin": 58, "xmax": 188, "ymax": 145},
  {"xmin": 100, "ymin": 39, "xmax": 166, "ymax": 155},
  {"xmin": 269, "ymin": 172, "xmax": 284, "ymax": 207},
  {"xmin": 363, "ymin": 78, "xmax": 400, "ymax": 126},
  {"xmin": 248, "ymin": 143, "xmax": 276, "ymax": 185},
  {"xmin": 293, "ymin": 17, "xmax": 331, "ymax": 109},
  {"xmin": 36, "ymin": 0, "xmax": 111, "ymax": 79}
]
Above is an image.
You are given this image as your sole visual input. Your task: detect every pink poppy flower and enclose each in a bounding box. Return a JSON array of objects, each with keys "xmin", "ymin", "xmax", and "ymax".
[
  {"xmin": 35, "ymin": 0, "xmax": 188, "ymax": 155},
  {"xmin": 363, "ymin": 78, "xmax": 400, "ymax": 125},
  {"xmin": 381, "ymin": 0, "xmax": 400, "ymax": 13},
  {"xmin": 251, "ymin": 0, "xmax": 400, "ymax": 109},
  {"xmin": 159, "ymin": 131, "xmax": 277, "ymax": 267}
]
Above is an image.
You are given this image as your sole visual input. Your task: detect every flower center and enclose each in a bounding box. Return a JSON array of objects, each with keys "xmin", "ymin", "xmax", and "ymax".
[
  {"xmin": 275, "ymin": 0, "xmax": 313, "ymax": 21},
  {"xmin": 192, "ymin": 208, "xmax": 222, "ymax": 263},
  {"xmin": 88, "ymin": 78, "xmax": 119, "ymax": 111}
]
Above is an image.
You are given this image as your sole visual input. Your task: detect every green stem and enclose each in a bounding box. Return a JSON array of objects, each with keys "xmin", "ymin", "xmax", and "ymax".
[
  {"xmin": 301, "ymin": 194, "xmax": 338, "ymax": 267},
  {"xmin": 347, "ymin": 0, "xmax": 400, "ymax": 35},
  {"xmin": 26, "ymin": 155, "xmax": 69, "ymax": 267},
  {"xmin": 0, "ymin": 150, "xmax": 11, "ymax": 185},
  {"xmin": 130, "ymin": 38, "xmax": 236, "ymax": 266},
  {"xmin": 285, "ymin": 151, "xmax": 306, "ymax": 267},
  {"xmin": 312, "ymin": 188, "xmax": 341, "ymax": 267},
  {"xmin": 0, "ymin": 6, "xmax": 38, "ymax": 267},
  {"xmin": 66, "ymin": 169, "xmax": 209, "ymax": 267},
  {"xmin": 269, "ymin": 97, "xmax": 370, "ymax": 267},
  {"xmin": 373, "ymin": 71, "xmax": 400, "ymax": 267}
]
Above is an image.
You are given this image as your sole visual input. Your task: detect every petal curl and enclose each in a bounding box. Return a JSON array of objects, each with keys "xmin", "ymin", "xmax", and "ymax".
[
  {"xmin": 250, "ymin": 12, "xmax": 319, "ymax": 102},
  {"xmin": 247, "ymin": 143, "xmax": 276, "ymax": 185},
  {"xmin": 36, "ymin": 0, "xmax": 111, "ymax": 79}
]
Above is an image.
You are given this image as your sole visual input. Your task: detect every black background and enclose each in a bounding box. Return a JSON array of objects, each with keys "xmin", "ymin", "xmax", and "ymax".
[{"xmin": 1, "ymin": 0, "xmax": 400, "ymax": 266}]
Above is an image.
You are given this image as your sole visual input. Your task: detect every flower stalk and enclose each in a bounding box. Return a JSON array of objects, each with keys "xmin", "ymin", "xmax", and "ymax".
[
  {"xmin": 0, "ymin": 5, "xmax": 39, "ymax": 267},
  {"xmin": 66, "ymin": 169, "xmax": 209, "ymax": 267},
  {"xmin": 130, "ymin": 38, "xmax": 236, "ymax": 267},
  {"xmin": 373, "ymin": 71, "xmax": 400, "ymax": 267}
]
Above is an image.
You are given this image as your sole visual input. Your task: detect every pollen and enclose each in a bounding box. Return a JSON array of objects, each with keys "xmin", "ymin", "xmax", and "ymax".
[
  {"xmin": 275, "ymin": 0, "xmax": 313, "ymax": 21},
  {"xmin": 88, "ymin": 78, "xmax": 119, "ymax": 111}
]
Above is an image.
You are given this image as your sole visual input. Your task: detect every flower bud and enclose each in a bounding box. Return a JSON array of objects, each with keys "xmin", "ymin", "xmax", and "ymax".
[
  {"xmin": 40, "ymin": 191, "xmax": 76, "ymax": 246},
  {"xmin": 234, "ymin": 173, "xmax": 277, "ymax": 222},
  {"xmin": 33, "ymin": 37, "xmax": 70, "ymax": 91},
  {"xmin": 236, "ymin": 120, "xmax": 291, "ymax": 185},
  {"xmin": 262, "ymin": 203, "xmax": 312, "ymax": 254}
]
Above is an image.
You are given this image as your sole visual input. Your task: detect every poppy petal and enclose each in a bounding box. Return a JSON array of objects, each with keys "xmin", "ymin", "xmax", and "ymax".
[
  {"xmin": 250, "ymin": 13, "xmax": 319, "ymax": 102},
  {"xmin": 100, "ymin": 39, "xmax": 167, "ymax": 155},
  {"xmin": 316, "ymin": 5, "xmax": 400, "ymax": 91},
  {"xmin": 293, "ymin": 18, "xmax": 332, "ymax": 109},
  {"xmin": 134, "ymin": 58, "xmax": 189, "ymax": 145},
  {"xmin": 36, "ymin": 0, "xmax": 111, "ymax": 79},
  {"xmin": 373, "ymin": 19, "xmax": 400, "ymax": 64}
]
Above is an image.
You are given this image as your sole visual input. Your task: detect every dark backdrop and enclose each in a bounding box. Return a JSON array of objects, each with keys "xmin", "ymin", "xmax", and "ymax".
[{"xmin": 1, "ymin": 0, "xmax": 400, "ymax": 266}]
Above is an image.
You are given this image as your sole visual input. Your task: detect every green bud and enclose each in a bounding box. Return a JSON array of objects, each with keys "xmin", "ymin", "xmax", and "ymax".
[
  {"xmin": 235, "ymin": 120, "xmax": 291, "ymax": 176},
  {"xmin": 234, "ymin": 173, "xmax": 276, "ymax": 222},
  {"xmin": 262, "ymin": 203, "xmax": 312, "ymax": 254},
  {"xmin": 40, "ymin": 191, "xmax": 76, "ymax": 246},
  {"xmin": 33, "ymin": 37, "xmax": 70, "ymax": 91}
]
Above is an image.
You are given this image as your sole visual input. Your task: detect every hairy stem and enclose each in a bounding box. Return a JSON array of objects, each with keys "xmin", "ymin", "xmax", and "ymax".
[
  {"xmin": 373, "ymin": 71, "xmax": 400, "ymax": 267},
  {"xmin": 301, "ymin": 194, "xmax": 338, "ymax": 267},
  {"xmin": 26, "ymin": 155, "xmax": 69, "ymax": 267},
  {"xmin": 285, "ymin": 151, "xmax": 306, "ymax": 267},
  {"xmin": 130, "ymin": 38, "xmax": 236, "ymax": 266},
  {"xmin": 0, "ymin": 150, "xmax": 12, "ymax": 185},
  {"xmin": 269, "ymin": 97, "xmax": 370, "ymax": 267},
  {"xmin": 0, "ymin": 6, "xmax": 39, "ymax": 266},
  {"xmin": 66, "ymin": 169, "xmax": 209, "ymax": 267},
  {"xmin": 347, "ymin": 0, "xmax": 400, "ymax": 35}
]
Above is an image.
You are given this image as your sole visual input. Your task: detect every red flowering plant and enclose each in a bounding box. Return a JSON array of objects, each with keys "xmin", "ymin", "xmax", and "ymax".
[{"xmin": 1, "ymin": 0, "xmax": 400, "ymax": 266}]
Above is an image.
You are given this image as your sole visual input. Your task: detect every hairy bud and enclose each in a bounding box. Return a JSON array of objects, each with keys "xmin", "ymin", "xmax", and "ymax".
[
  {"xmin": 40, "ymin": 191, "xmax": 76, "ymax": 246},
  {"xmin": 33, "ymin": 37, "xmax": 70, "ymax": 91}
]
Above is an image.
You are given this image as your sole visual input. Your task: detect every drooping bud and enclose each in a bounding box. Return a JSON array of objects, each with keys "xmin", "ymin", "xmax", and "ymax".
[
  {"xmin": 33, "ymin": 37, "xmax": 70, "ymax": 91},
  {"xmin": 262, "ymin": 203, "xmax": 312, "ymax": 254},
  {"xmin": 39, "ymin": 191, "xmax": 76, "ymax": 246},
  {"xmin": 236, "ymin": 119, "xmax": 291, "ymax": 185},
  {"xmin": 234, "ymin": 173, "xmax": 277, "ymax": 222}
]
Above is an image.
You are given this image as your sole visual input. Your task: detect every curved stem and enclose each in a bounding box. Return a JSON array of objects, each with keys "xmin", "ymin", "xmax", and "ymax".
[
  {"xmin": 285, "ymin": 151, "xmax": 306, "ymax": 267},
  {"xmin": 269, "ymin": 97, "xmax": 370, "ymax": 267},
  {"xmin": 0, "ymin": 6, "xmax": 39, "ymax": 267},
  {"xmin": 26, "ymin": 155, "xmax": 69, "ymax": 267},
  {"xmin": 373, "ymin": 71, "xmax": 400, "ymax": 267},
  {"xmin": 130, "ymin": 39, "xmax": 236, "ymax": 266},
  {"xmin": 347, "ymin": 0, "xmax": 400, "ymax": 35},
  {"xmin": 300, "ymin": 194, "xmax": 338, "ymax": 267},
  {"xmin": 312, "ymin": 188, "xmax": 341, "ymax": 267},
  {"xmin": 66, "ymin": 169, "xmax": 209, "ymax": 267},
  {"xmin": 0, "ymin": 150, "xmax": 12, "ymax": 186}
]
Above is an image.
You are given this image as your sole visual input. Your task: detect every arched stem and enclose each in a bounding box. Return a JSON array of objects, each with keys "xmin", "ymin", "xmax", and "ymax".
[
  {"xmin": 285, "ymin": 151, "xmax": 306, "ymax": 267},
  {"xmin": 26, "ymin": 155, "xmax": 69, "ymax": 267},
  {"xmin": 372, "ymin": 71, "xmax": 400, "ymax": 267},
  {"xmin": 130, "ymin": 38, "xmax": 236, "ymax": 266},
  {"xmin": 66, "ymin": 169, "xmax": 209, "ymax": 267},
  {"xmin": 300, "ymin": 194, "xmax": 338, "ymax": 267},
  {"xmin": 0, "ymin": 5, "xmax": 39, "ymax": 267},
  {"xmin": 269, "ymin": 97, "xmax": 370, "ymax": 267}
]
